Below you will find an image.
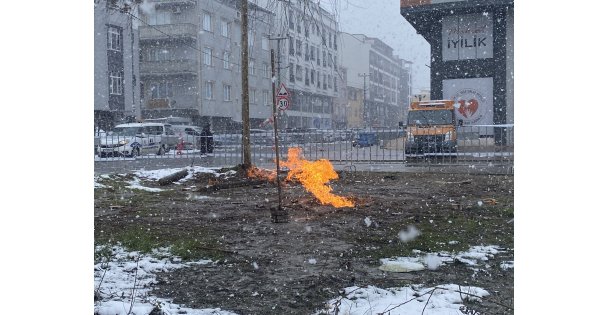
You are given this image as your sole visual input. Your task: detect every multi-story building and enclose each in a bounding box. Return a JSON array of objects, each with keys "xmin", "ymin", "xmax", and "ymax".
[
  {"xmin": 332, "ymin": 66, "xmax": 348, "ymax": 129},
  {"xmin": 261, "ymin": 0, "xmax": 340, "ymax": 130},
  {"xmin": 137, "ymin": 0, "xmax": 274, "ymax": 130},
  {"xmin": 338, "ymin": 33, "xmax": 410, "ymax": 128},
  {"xmin": 345, "ymin": 86, "xmax": 364, "ymax": 129},
  {"xmin": 94, "ymin": 0, "xmax": 141, "ymax": 132},
  {"xmin": 400, "ymin": 0, "xmax": 514, "ymax": 143}
]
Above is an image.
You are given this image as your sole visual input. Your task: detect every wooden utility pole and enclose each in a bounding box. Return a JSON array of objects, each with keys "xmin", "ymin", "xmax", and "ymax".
[{"xmin": 241, "ymin": 0, "xmax": 251, "ymax": 168}]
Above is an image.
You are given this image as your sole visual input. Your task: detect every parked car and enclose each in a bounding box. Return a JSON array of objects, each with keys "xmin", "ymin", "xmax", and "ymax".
[
  {"xmin": 97, "ymin": 123, "xmax": 177, "ymax": 157},
  {"xmin": 352, "ymin": 132, "xmax": 378, "ymax": 147}
]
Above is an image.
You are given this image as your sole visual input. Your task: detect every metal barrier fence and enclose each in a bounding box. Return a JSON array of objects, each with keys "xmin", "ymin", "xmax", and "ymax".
[{"xmin": 94, "ymin": 125, "xmax": 513, "ymax": 172}]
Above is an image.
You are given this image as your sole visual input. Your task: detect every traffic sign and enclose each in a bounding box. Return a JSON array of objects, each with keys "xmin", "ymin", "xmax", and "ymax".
[
  {"xmin": 277, "ymin": 97, "xmax": 290, "ymax": 111},
  {"xmin": 277, "ymin": 83, "xmax": 290, "ymax": 98}
]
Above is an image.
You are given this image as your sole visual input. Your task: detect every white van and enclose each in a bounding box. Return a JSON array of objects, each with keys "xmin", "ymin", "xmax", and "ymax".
[{"xmin": 97, "ymin": 123, "xmax": 177, "ymax": 157}]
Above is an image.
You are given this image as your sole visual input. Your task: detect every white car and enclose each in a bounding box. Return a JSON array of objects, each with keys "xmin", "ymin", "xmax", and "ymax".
[{"xmin": 97, "ymin": 123, "xmax": 177, "ymax": 158}]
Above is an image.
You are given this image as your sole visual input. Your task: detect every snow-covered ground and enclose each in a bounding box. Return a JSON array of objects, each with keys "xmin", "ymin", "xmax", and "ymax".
[
  {"xmin": 94, "ymin": 245, "xmax": 238, "ymax": 315},
  {"xmin": 94, "ymin": 243, "xmax": 507, "ymax": 315}
]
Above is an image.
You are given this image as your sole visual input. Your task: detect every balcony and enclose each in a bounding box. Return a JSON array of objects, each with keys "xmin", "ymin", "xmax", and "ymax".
[
  {"xmin": 140, "ymin": 59, "xmax": 198, "ymax": 77},
  {"xmin": 139, "ymin": 23, "xmax": 197, "ymax": 41}
]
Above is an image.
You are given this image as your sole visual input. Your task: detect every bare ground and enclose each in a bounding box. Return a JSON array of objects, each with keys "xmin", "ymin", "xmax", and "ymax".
[{"xmin": 94, "ymin": 167, "xmax": 514, "ymax": 314}]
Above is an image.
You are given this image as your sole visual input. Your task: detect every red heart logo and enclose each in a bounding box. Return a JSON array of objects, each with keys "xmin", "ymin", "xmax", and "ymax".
[{"xmin": 458, "ymin": 99, "xmax": 479, "ymax": 118}]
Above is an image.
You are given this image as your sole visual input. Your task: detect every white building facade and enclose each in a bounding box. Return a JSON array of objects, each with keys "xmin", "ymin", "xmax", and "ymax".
[
  {"xmin": 260, "ymin": 0, "xmax": 340, "ymax": 130},
  {"xmin": 338, "ymin": 33, "xmax": 409, "ymax": 128}
]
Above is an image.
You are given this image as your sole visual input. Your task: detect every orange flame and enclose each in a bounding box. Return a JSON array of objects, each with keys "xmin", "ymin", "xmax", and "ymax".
[
  {"xmin": 246, "ymin": 166, "xmax": 277, "ymax": 181},
  {"xmin": 280, "ymin": 147, "xmax": 354, "ymax": 208}
]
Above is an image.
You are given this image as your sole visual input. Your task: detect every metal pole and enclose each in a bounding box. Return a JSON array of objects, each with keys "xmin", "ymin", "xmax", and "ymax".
[{"xmin": 270, "ymin": 49, "xmax": 286, "ymax": 223}]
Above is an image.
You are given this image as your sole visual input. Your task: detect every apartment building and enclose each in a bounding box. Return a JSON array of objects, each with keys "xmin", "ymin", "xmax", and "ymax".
[
  {"xmin": 94, "ymin": 0, "xmax": 141, "ymax": 131},
  {"xmin": 259, "ymin": 0, "xmax": 340, "ymax": 130},
  {"xmin": 338, "ymin": 33, "xmax": 410, "ymax": 128},
  {"xmin": 137, "ymin": 0, "xmax": 274, "ymax": 130}
]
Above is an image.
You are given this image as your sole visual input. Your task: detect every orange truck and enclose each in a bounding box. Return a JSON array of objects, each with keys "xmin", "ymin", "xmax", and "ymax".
[{"xmin": 404, "ymin": 100, "xmax": 458, "ymax": 154}]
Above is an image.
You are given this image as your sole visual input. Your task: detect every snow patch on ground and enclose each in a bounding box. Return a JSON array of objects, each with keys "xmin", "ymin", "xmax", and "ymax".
[
  {"xmin": 126, "ymin": 177, "xmax": 165, "ymax": 192},
  {"xmin": 134, "ymin": 166, "xmax": 219, "ymax": 182},
  {"xmin": 94, "ymin": 245, "xmax": 237, "ymax": 315},
  {"xmin": 319, "ymin": 284, "xmax": 489, "ymax": 315},
  {"xmin": 379, "ymin": 245, "xmax": 505, "ymax": 272}
]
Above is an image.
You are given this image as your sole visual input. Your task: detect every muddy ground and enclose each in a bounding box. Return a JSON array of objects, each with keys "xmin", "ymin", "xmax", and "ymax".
[{"xmin": 94, "ymin": 167, "xmax": 514, "ymax": 314}]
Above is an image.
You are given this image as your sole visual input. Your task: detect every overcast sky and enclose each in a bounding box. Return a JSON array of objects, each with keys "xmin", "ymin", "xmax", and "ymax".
[{"xmin": 320, "ymin": 0, "xmax": 431, "ymax": 93}]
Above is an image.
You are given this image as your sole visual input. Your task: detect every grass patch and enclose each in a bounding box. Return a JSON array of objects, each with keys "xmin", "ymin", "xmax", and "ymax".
[
  {"xmin": 346, "ymin": 206, "xmax": 513, "ymax": 261},
  {"xmin": 95, "ymin": 225, "xmax": 226, "ymax": 261}
]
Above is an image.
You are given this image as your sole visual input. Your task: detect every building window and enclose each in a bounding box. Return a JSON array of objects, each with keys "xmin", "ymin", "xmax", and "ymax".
[
  {"xmin": 310, "ymin": 46, "xmax": 315, "ymax": 60},
  {"xmin": 334, "ymin": 32, "xmax": 338, "ymax": 50},
  {"xmin": 250, "ymin": 89, "xmax": 257, "ymax": 104},
  {"xmin": 263, "ymin": 90, "xmax": 270, "ymax": 106},
  {"xmin": 322, "ymin": 28, "xmax": 326, "ymax": 45},
  {"xmin": 109, "ymin": 72, "xmax": 123, "ymax": 95},
  {"xmin": 305, "ymin": 68, "xmax": 309, "ymax": 86},
  {"xmin": 249, "ymin": 59, "xmax": 255, "ymax": 76},
  {"xmin": 148, "ymin": 11, "xmax": 171, "ymax": 25},
  {"xmin": 328, "ymin": 53, "xmax": 332, "ymax": 68},
  {"xmin": 223, "ymin": 84, "xmax": 231, "ymax": 101},
  {"xmin": 304, "ymin": 21, "xmax": 309, "ymax": 38},
  {"xmin": 323, "ymin": 51, "xmax": 327, "ymax": 67},
  {"xmin": 296, "ymin": 39, "xmax": 302, "ymax": 57},
  {"xmin": 323, "ymin": 74, "xmax": 327, "ymax": 90},
  {"xmin": 317, "ymin": 72, "xmax": 320, "ymax": 88},
  {"xmin": 203, "ymin": 47, "xmax": 212, "ymax": 66},
  {"xmin": 262, "ymin": 62, "xmax": 270, "ymax": 78},
  {"xmin": 205, "ymin": 81, "xmax": 214, "ymax": 99},
  {"xmin": 107, "ymin": 25, "xmax": 121, "ymax": 51},
  {"xmin": 262, "ymin": 37, "xmax": 269, "ymax": 51},
  {"xmin": 202, "ymin": 12, "xmax": 212, "ymax": 32},
  {"xmin": 223, "ymin": 51, "xmax": 230, "ymax": 69},
  {"xmin": 289, "ymin": 37, "xmax": 294, "ymax": 56},
  {"xmin": 297, "ymin": 19, "xmax": 301, "ymax": 33},
  {"xmin": 288, "ymin": 10, "xmax": 294, "ymax": 30},
  {"xmin": 248, "ymin": 29, "xmax": 255, "ymax": 48},
  {"xmin": 221, "ymin": 19, "xmax": 230, "ymax": 38},
  {"xmin": 304, "ymin": 43, "xmax": 309, "ymax": 61},
  {"xmin": 150, "ymin": 81, "xmax": 172, "ymax": 98},
  {"xmin": 334, "ymin": 77, "xmax": 338, "ymax": 92},
  {"xmin": 317, "ymin": 47, "xmax": 320, "ymax": 66},
  {"xmin": 289, "ymin": 62, "xmax": 294, "ymax": 82},
  {"xmin": 311, "ymin": 69, "xmax": 315, "ymax": 85},
  {"xmin": 295, "ymin": 65, "xmax": 302, "ymax": 81}
]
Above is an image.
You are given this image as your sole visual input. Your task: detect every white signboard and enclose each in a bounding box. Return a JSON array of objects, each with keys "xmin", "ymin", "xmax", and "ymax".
[
  {"xmin": 443, "ymin": 77, "xmax": 493, "ymax": 126},
  {"xmin": 442, "ymin": 13, "xmax": 493, "ymax": 61}
]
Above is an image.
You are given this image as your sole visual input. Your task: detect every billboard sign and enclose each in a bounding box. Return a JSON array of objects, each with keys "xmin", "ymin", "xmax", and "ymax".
[
  {"xmin": 443, "ymin": 77, "xmax": 493, "ymax": 126},
  {"xmin": 442, "ymin": 13, "xmax": 493, "ymax": 61}
]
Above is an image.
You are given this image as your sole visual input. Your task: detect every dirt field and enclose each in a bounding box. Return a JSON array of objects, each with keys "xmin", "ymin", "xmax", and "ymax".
[{"xmin": 94, "ymin": 166, "xmax": 514, "ymax": 314}]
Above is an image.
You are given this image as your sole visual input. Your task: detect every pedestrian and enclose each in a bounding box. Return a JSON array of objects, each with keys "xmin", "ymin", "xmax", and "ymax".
[{"xmin": 200, "ymin": 124, "xmax": 213, "ymax": 155}]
